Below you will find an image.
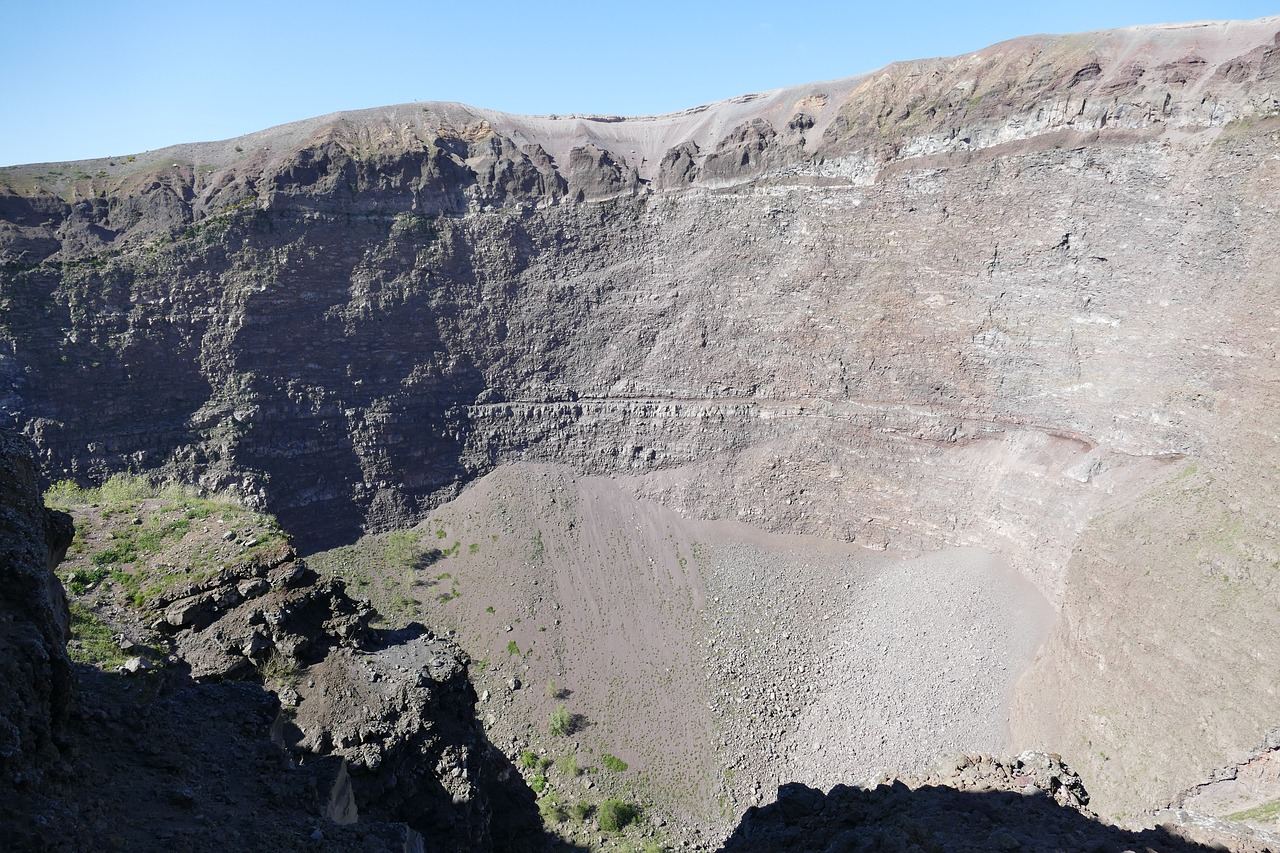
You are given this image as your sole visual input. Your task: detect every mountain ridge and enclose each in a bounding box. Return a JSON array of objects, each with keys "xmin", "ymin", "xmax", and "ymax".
[{"xmin": 3, "ymin": 14, "xmax": 1277, "ymax": 191}]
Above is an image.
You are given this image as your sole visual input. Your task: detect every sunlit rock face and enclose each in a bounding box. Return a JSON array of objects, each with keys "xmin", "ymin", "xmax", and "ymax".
[{"xmin": 1, "ymin": 16, "xmax": 1279, "ymax": 819}]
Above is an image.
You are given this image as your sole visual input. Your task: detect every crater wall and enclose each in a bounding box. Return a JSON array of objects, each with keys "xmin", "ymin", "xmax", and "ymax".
[{"xmin": 2, "ymin": 16, "xmax": 1279, "ymax": 819}]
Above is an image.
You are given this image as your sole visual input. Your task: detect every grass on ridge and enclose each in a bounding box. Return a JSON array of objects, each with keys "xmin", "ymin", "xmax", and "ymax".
[
  {"xmin": 46, "ymin": 473, "xmax": 287, "ymax": 607},
  {"xmin": 1226, "ymin": 799, "xmax": 1280, "ymax": 823}
]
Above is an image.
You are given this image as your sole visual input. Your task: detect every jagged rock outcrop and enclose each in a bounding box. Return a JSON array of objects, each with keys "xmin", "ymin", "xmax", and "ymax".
[
  {"xmin": 699, "ymin": 119, "xmax": 786, "ymax": 184},
  {"xmin": 719, "ymin": 753, "xmax": 1250, "ymax": 853},
  {"xmin": 0, "ymin": 431, "xmax": 73, "ymax": 783},
  {"xmin": 566, "ymin": 142, "xmax": 638, "ymax": 201},
  {"xmin": 0, "ymin": 433, "xmax": 549, "ymax": 851},
  {"xmin": 657, "ymin": 141, "xmax": 700, "ymax": 188},
  {"xmin": 102, "ymin": 543, "xmax": 542, "ymax": 849}
]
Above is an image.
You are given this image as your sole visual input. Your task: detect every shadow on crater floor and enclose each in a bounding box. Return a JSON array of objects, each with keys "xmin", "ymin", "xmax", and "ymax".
[
  {"xmin": 1, "ymin": 660, "xmax": 586, "ymax": 853},
  {"xmin": 719, "ymin": 780, "xmax": 1222, "ymax": 853}
]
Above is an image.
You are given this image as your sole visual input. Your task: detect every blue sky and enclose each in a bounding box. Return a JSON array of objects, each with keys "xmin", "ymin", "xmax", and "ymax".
[{"xmin": 1, "ymin": 0, "xmax": 1276, "ymax": 166}]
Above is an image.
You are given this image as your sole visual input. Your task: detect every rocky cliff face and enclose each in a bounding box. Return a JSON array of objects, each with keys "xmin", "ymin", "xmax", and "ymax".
[
  {"xmin": 0, "ymin": 433, "xmax": 549, "ymax": 851},
  {"xmin": 2, "ymin": 15, "xmax": 1279, "ymax": 821},
  {"xmin": 0, "ymin": 431, "xmax": 73, "ymax": 786}
]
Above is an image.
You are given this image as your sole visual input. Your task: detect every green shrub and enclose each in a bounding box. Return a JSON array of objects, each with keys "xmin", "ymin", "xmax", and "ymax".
[
  {"xmin": 507, "ymin": 640, "xmax": 520, "ymax": 656},
  {"xmin": 529, "ymin": 773, "xmax": 547, "ymax": 794},
  {"xmin": 549, "ymin": 704, "xmax": 572, "ymax": 737},
  {"xmin": 597, "ymin": 798, "xmax": 638, "ymax": 832},
  {"xmin": 518, "ymin": 750, "xmax": 552, "ymax": 773},
  {"xmin": 570, "ymin": 801, "xmax": 593, "ymax": 822},
  {"xmin": 602, "ymin": 753, "xmax": 629, "ymax": 772},
  {"xmin": 63, "ymin": 565, "xmax": 109, "ymax": 595},
  {"xmin": 555, "ymin": 754, "xmax": 579, "ymax": 777},
  {"xmin": 96, "ymin": 473, "xmax": 158, "ymax": 508},
  {"xmin": 538, "ymin": 792, "xmax": 567, "ymax": 824},
  {"xmin": 384, "ymin": 530, "xmax": 423, "ymax": 570},
  {"xmin": 44, "ymin": 479, "xmax": 93, "ymax": 509},
  {"xmin": 259, "ymin": 650, "xmax": 300, "ymax": 686}
]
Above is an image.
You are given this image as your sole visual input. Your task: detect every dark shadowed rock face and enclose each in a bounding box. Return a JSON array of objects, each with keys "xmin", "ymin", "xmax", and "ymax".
[
  {"xmin": 0, "ymin": 430, "xmax": 73, "ymax": 782},
  {"xmin": 136, "ymin": 547, "xmax": 547, "ymax": 850},
  {"xmin": 0, "ymin": 430, "xmax": 560, "ymax": 852},
  {"xmin": 719, "ymin": 752, "xmax": 1280, "ymax": 853},
  {"xmin": 720, "ymin": 782, "xmax": 1222, "ymax": 853}
]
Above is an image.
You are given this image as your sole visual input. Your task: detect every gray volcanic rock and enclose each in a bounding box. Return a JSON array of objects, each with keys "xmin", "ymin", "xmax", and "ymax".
[
  {"xmin": 699, "ymin": 118, "xmax": 785, "ymax": 184},
  {"xmin": 657, "ymin": 140, "xmax": 701, "ymax": 188},
  {"xmin": 567, "ymin": 142, "xmax": 638, "ymax": 201},
  {"xmin": 718, "ymin": 753, "xmax": 1247, "ymax": 853},
  {"xmin": 1, "ymin": 14, "xmax": 1279, "ymax": 823},
  {"xmin": 0, "ymin": 430, "xmax": 73, "ymax": 783}
]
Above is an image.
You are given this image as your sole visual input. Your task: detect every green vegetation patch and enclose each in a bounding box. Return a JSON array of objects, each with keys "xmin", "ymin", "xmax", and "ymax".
[
  {"xmin": 63, "ymin": 565, "xmax": 110, "ymax": 595},
  {"xmin": 310, "ymin": 526, "xmax": 446, "ymax": 622},
  {"xmin": 67, "ymin": 602, "xmax": 129, "ymax": 669},
  {"xmin": 538, "ymin": 791, "xmax": 567, "ymax": 824},
  {"xmin": 597, "ymin": 798, "xmax": 638, "ymax": 832},
  {"xmin": 1226, "ymin": 799, "xmax": 1280, "ymax": 823},
  {"xmin": 549, "ymin": 705, "xmax": 572, "ymax": 737},
  {"xmin": 259, "ymin": 649, "xmax": 302, "ymax": 687},
  {"xmin": 47, "ymin": 474, "xmax": 286, "ymax": 607},
  {"xmin": 601, "ymin": 753, "xmax": 629, "ymax": 773}
]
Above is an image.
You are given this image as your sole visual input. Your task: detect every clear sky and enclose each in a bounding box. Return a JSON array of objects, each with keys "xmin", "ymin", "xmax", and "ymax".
[{"xmin": 1, "ymin": 0, "xmax": 1276, "ymax": 166}]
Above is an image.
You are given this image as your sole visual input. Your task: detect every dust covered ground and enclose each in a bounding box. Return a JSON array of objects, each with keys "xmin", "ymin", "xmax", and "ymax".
[{"xmin": 310, "ymin": 463, "xmax": 1053, "ymax": 845}]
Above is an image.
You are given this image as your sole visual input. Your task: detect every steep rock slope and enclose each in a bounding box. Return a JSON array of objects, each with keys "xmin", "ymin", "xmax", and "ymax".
[
  {"xmin": 1, "ymin": 16, "xmax": 1279, "ymax": 820},
  {"xmin": 0, "ymin": 441, "xmax": 552, "ymax": 851},
  {"xmin": 0, "ymin": 431, "xmax": 72, "ymax": 787}
]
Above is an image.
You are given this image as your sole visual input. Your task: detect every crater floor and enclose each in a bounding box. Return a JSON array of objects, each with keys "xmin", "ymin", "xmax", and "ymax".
[{"xmin": 310, "ymin": 463, "xmax": 1054, "ymax": 842}]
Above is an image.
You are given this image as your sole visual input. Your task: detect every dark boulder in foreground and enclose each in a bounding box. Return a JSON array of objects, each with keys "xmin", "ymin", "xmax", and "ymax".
[{"xmin": 0, "ymin": 430, "xmax": 73, "ymax": 785}]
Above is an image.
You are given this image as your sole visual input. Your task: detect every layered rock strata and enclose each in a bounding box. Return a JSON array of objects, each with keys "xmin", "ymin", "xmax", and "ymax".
[{"xmin": 2, "ymin": 16, "xmax": 1279, "ymax": 820}]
